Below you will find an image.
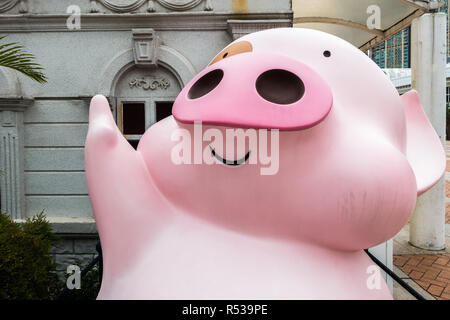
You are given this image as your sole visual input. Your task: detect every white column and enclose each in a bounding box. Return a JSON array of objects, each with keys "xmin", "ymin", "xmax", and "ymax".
[
  {"xmin": 0, "ymin": 99, "xmax": 33, "ymax": 219},
  {"xmin": 410, "ymin": 13, "xmax": 447, "ymax": 250}
]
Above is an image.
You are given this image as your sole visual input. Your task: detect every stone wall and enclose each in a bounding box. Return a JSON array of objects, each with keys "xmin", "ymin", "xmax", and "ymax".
[
  {"xmin": 51, "ymin": 235, "xmax": 99, "ymax": 272},
  {"xmin": 48, "ymin": 221, "xmax": 99, "ymax": 274}
]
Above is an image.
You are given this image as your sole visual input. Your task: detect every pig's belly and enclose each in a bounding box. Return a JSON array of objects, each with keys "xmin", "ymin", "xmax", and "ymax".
[{"xmin": 97, "ymin": 219, "xmax": 392, "ymax": 300}]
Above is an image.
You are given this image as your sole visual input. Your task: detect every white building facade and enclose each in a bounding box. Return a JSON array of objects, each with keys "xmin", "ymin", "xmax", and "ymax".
[{"xmin": 0, "ymin": 0, "xmax": 292, "ymax": 265}]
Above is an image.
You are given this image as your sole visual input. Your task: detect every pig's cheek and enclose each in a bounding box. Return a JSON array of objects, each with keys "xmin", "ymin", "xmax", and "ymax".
[
  {"xmin": 139, "ymin": 123, "xmax": 218, "ymax": 210},
  {"xmin": 303, "ymin": 147, "xmax": 417, "ymax": 251}
]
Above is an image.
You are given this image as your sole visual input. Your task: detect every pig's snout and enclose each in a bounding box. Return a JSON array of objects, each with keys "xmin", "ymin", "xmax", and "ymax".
[
  {"xmin": 172, "ymin": 52, "xmax": 333, "ymax": 130},
  {"xmin": 188, "ymin": 68, "xmax": 305, "ymax": 105}
]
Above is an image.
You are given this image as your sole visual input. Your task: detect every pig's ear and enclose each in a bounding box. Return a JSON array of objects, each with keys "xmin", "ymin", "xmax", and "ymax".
[{"xmin": 402, "ymin": 90, "xmax": 445, "ymax": 195}]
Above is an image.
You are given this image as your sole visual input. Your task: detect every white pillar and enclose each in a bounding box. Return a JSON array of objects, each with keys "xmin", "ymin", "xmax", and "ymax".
[
  {"xmin": 410, "ymin": 13, "xmax": 447, "ymax": 250},
  {"xmin": 0, "ymin": 99, "xmax": 32, "ymax": 219}
]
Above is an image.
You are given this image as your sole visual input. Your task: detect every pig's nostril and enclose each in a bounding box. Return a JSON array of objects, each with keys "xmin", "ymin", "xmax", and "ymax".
[
  {"xmin": 256, "ymin": 69, "xmax": 305, "ymax": 105},
  {"xmin": 188, "ymin": 69, "xmax": 224, "ymax": 99}
]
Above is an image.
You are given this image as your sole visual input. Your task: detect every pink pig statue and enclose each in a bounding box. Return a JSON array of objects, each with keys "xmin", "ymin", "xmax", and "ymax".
[{"xmin": 85, "ymin": 28, "xmax": 445, "ymax": 299}]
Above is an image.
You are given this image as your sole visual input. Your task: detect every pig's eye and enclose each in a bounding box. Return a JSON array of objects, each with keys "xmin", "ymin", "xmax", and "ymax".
[{"xmin": 323, "ymin": 50, "xmax": 331, "ymax": 58}]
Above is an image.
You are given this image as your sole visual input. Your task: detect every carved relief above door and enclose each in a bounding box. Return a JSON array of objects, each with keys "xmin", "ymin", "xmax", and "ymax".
[{"xmin": 114, "ymin": 65, "xmax": 181, "ymax": 149}]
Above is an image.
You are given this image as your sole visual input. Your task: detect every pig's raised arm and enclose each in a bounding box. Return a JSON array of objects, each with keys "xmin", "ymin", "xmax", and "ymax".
[
  {"xmin": 402, "ymin": 90, "xmax": 446, "ymax": 195},
  {"xmin": 85, "ymin": 95, "xmax": 170, "ymax": 278}
]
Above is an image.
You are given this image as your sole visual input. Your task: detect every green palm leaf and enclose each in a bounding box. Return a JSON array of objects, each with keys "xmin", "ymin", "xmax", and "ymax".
[{"xmin": 0, "ymin": 36, "xmax": 47, "ymax": 83}]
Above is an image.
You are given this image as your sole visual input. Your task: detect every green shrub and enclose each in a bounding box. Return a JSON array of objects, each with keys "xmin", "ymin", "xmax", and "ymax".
[{"xmin": 0, "ymin": 212, "xmax": 60, "ymax": 299}]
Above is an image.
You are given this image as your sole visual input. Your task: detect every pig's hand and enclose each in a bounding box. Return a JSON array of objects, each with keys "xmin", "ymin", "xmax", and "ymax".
[
  {"xmin": 85, "ymin": 95, "xmax": 169, "ymax": 277},
  {"xmin": 402, "ymin": 90, "xmax": 446, "ymax": 195},
  {"xmin": 85, "ymin": 95, "xmax": 120, "ymax": 150}
]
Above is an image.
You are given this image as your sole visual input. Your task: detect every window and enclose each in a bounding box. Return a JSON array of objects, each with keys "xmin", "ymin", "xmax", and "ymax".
[
  {"xmin": 117, "ymin": 99, "xmax": 174, "ymax": 149},
  {"xmin": 446, "ymin": 86, "xmax": 450, "ymax": 104},
  {"xmin": 156, "ymin": 101, "xmax": 173, "ymax": 122},
  {"xmin": 122, "ymin": 103, "xmax": 145, "ymax": 135}
]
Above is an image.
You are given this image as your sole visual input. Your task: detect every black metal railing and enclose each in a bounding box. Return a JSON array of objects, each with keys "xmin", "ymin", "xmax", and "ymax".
[{"xmin": 364, "ymin": 249, "xmax": 426, "ymax": 300}]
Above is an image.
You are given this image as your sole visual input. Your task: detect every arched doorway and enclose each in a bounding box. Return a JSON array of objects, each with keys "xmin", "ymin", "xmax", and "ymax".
[{"xmin": 113, "ymin": 65, "xmax": 181, "ymax": 148}]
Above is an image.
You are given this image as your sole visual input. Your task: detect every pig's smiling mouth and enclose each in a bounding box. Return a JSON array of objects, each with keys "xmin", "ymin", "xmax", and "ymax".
[{"xmin": 209, "ymin": 146, "xmax": 250, "ymax": 166}]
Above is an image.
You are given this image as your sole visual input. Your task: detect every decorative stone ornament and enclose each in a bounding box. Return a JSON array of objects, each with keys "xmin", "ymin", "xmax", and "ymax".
[
  {"xmin": 157, "ymin": 0, "xmax": 203, "ymax": 11},
  {"xmin": 0, "ymin": 0, "xmax": 21, "ymax": 12},
  {"xmin": 18, "ymin": 0, "xmax": 27, "ymax": 13},
  {"xmin": 147, "ymin": 0, "xmax": 155, "ymax": 12},
  {"xmin": 96, "ymin": 0, "xmax": 147, "ymax": 13},
  {"xmin": 132, "ymin": 28, "xmax": 161, "ymax": 67},
  {"xmin": 85, "ymin": 28, "xmax": 445, "ymax": 299},
  {"xmin": 89, "ymin": 0, "xmax": 208, "ymax": 13},
  {"xmin": 204, "ymin": 0, "xmax": 213, "ymax": 11},
  {"xmin": 90, "ymin": 0, "xmax": 100, "ymax": 13}
]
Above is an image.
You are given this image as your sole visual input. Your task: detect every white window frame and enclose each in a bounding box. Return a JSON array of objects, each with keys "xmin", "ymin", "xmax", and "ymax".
[{"xmin": 116, "ymin": 96, "xmax": 176, "ymax": 141}]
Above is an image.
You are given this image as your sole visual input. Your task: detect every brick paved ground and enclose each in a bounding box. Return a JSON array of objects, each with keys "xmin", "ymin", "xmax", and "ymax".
[
  {"xmin": 393, "ymin": 141, "xmax": 450, "ymax": 300},
  {"xmin": 394, "ymin": 254, "xmax": 450, "ymax": 299}
]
